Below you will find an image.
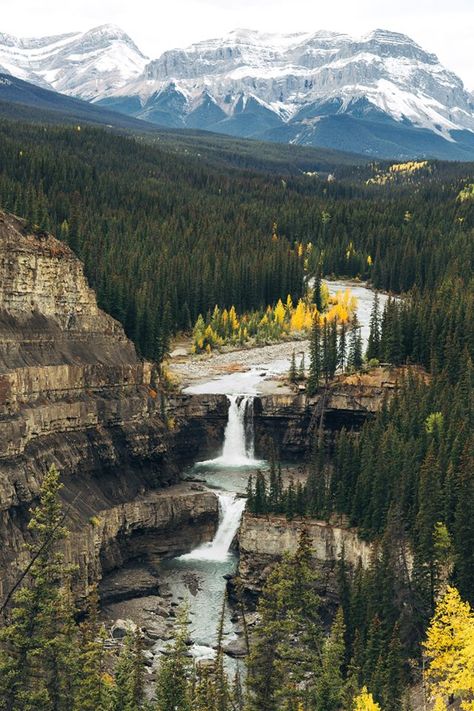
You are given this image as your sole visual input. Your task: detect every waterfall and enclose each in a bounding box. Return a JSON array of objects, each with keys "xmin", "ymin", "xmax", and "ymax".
[
  {"xmin": 183, "ymin": 394, "xmax": 263, "ymax": 561},
  {"xmin": 244, "ymin": 396, "xmax": 255, "ymax": 459},
  {"xmin": 179, "ymin": 492, "xmax": 246, "ymax": 563},
  {"xmin": 197, "ymin": 394, "xmax": 263, "ymax": 468}
]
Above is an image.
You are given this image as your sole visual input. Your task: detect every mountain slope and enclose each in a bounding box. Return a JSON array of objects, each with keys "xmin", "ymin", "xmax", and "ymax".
[
  {"xmin": 1, "ymin": 24, "xmax": 473, "ymax": 159},
  {"xmin": 101, "ymin": 28, "xmax": 474, "ymax": 159},
  {"xmin": 0, "ymin": 24, "xmax": 148, "ymax": 100},
  {"xmin": 0, "ymin": 72, "xmax": 162, "ymax": 131}
]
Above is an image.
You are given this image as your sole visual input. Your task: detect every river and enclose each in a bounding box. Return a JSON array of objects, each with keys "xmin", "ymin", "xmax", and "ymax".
[{"xmin": 154, "ymin": 280, "xmax": 388, "ymax": 664}]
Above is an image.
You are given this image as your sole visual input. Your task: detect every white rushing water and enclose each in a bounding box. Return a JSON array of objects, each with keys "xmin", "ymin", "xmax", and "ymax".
[
  {"xmin": 325, "ymin": 279, "xmax": 390, "ymax": 351},
  {"xmin": 158, "ymin": 279, "xmax": 389, "ymax": 661},
  {"xmin": 179, "ymin": 492, "xmax": 246, "ymax": 563},
  {"xmin": 197, "ymin": 394, "xmax": 264, "ymax": 468}
]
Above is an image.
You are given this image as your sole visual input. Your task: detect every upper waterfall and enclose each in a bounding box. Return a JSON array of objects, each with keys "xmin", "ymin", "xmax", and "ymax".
[{"xmin": 197, "ymin": 394, "xmax": 263, "ymax": 468}]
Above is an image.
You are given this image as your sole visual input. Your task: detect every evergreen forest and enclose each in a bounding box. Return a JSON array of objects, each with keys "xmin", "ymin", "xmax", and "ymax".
[{"xmin": 0, "ymin": 112, "xmax": 473, "ymax": 710}]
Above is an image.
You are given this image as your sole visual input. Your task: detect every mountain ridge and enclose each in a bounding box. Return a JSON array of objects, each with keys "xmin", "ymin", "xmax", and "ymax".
[{"xmin": 1, "ymin": 24, "xmax": 473, "ymax": 159}]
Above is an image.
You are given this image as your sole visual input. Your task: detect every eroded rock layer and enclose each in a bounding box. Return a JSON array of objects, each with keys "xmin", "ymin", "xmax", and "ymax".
[
  {"xmin": 0, "ymin": 212, "xmax": 218, "ymax": 600},
  {"xmin": 236, "ymin": 511, "xmax": 372, "ymax": 607}
]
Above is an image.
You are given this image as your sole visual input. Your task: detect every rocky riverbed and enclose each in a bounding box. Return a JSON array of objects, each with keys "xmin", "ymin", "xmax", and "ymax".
[{"xmin": 169, "ymin": 337, "xmax": 308, "ymax": 394}]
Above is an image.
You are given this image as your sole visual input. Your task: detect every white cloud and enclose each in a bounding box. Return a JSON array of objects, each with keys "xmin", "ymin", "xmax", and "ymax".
[{"xmin": 1, "ymin": 0, "xmax": 472, "ymax": 88}]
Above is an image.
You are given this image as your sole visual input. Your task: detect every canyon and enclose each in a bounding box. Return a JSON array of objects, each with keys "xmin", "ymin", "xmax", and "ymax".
[
  {"xmin": 0, "ymin": 211, "xmax": 223, "ymax": 601},
  {"xmin": 0, "ymin": 211, "xmax": 404, "ymax": 659}
]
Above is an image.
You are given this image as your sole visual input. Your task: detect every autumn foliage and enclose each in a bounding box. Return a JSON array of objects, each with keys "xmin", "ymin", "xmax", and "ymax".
[{"xmin": 192, "ymin": 288, "xmax": 357, "ymax": 353}]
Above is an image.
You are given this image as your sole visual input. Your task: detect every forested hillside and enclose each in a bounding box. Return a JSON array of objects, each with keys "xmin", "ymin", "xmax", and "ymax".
[
  {"xmin": 0, "ymin": 119, "xmax": 472, "ymax": 361},
  {"xmin": 0, "ymin": 114, "xmax": 473, "ymax": 710}
]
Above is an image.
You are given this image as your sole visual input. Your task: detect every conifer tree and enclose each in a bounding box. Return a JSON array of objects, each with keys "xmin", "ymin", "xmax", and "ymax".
[
  {"xmin": 313, "ymin": 270, "xmax": 323, "ymax": 313},
  {"xmin": 312, "ymin": 608, "xmax": 346, "ymax": 711},
  {"xmin": 247, "ymin": 530, "xmax": 322, "ymax": 711},
  {"xmin": 74, "ymin": 586, "xmax": 112, "ymax": 711},
  {"xmin": 338, "ymin": 321, "xmax": 347, "ymax": 372},
  {"xmin": 112, "ymin": 627, "xmax": 145, "ymax": 711},
  {"xmin": 307, "ymin": 317, "xmax": 321, "ymax": 395},
  {"xmin": 289, "ymin": 351, "xmax": 297, "ymax": 384},
  {"xmin": 366, "ymin": 293, "xmax": 381, "ymax": 361},
  {"xmin": 232, "ymin": 667, "xmax": 244, "ymax": 711},
  {"xmin": 453, "ymin": 440, "xmax": 474, "ymax": 603},
  {"xmin": 348, "ymin": 314, "xmax": 363, "ymax": 370},
  {"xmin": 414, "ymin": 446, "xmax": 443, "ymax": 610},
  {"xmin": 298, "ymin": 353, "xmax": 305, "ymax": 381},
  {"xmin": 214, "ymin": 596, "xmax": 229, "ymax": 711},
  {"xmin": 381, "ymin": 623, "xmax": 404, "ymax": 711},
  {"xmin": 0, "ymin": 464, "xmax": 77, "ymax": 711},
  {"xmin": 155, "ymin": 606, "xmax": 191, "ymax": 711}
]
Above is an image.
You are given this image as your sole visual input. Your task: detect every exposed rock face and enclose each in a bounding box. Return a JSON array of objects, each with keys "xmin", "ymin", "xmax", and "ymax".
[
  {"xmin": 254, "ymin": 368, "xmax": 404, "ymax": 458},
  {"xmin": 236, "ymin": 511, "xmax": 372, "ymax": 606},
  {"xmin": 0, "ymin": 212, "xmax": 217, "ymax": 601},
  {"xmin": 167, "ymin": 393, "xmax": 229, "ymax": 464}
]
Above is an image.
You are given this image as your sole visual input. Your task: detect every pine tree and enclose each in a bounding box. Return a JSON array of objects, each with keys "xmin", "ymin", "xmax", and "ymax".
[
  {"xmin": 382, "ymin": 623, "xmax": 404, "ymax": 711},
  {"xmin": 155, "ymin": 606, "xmax": 191, "ymax": 711},
  {"xmin": 329, "ymin": 319, "xmax": 338, "ymax": 379},
  {"xmin": 0, "ymin": 464, "xmax": 78, "ymax": 711},
  {"xmin": 453, "ymin": 440, "xmax": 474, "ymax": 603},
  {"xmin": 74, "ymin": 586, "xmax": 112, "ymax": 711},
  {"xmin": 313, "ymin": 270, "xmax": 323, "ymax": 313},
  {"xmin": 307, "ymin": 317, "xmax": 321, "ymax": 395},
  {"xmin": 232, "ymin": 667, "xmax": 244, "ymax": 711},
  {"xmin": 247, "ymin": 530, "xmax": 322, "ymax": 711},
  {"xmin": 348, "ymin": 314, "xmax": 363, "ymax": 370},
  {"xmin": 338, "ymin": 321, "xmax": 347, "ymax": 372},
  {"xmin": 366, "ymin": 293, "xmax": 381, "ymax": 361},
  {"xmin": 289, "ymin": 351, "xmax": 297, "ymax": 384},
  {"xmin": 414, "ymin": 445, "xmax": 442, "ymax": 611},
  {"xmin": 214, "ymin": 597, "xmax": 229, "ymax": 711},
  {"xmin": 112, "ymin": 627, "xmax": 145, "ymax": 711},
  {"xmin": 253, "ymin": 471, "xmax": 267, "ymax": 515},
  {"xmin": 312, "ymin": 608, "xmax": 346, "ymax": 711},
  {"xmin": 298, "ymin": 353, "xmax": 305, "ymax": 381}
]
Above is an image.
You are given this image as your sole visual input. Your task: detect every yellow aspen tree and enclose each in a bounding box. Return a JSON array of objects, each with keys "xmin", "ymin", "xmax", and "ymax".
[
  {"xmin": 229, "ymin": 306, "xmax": 239, "ymax": 331},
  {"xmin": 291, "ymin": 299, "xmax": 306, "ymax": 331},
  {"xmin": 304, "ymin": 308, "xmax": 314, "ymax": 330},
  {"xmin": 353, "ymin": 686, "xmax": 382, "ymax": 711},
  {"xmin": 274, "ymin": 299, "xmax": 286, "ymax": 325},
  {"xmin": 423, "ymin": 585, "xmax": 474, "ymax": 710}
]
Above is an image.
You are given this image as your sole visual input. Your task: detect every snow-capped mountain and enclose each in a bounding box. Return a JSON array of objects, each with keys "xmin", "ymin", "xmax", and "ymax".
[
  {"xmin": 1, "ymin": 25, "xmax": 473, "ymax": 158},
  {"xmin": 0, "ymin": 24, "xmax": 148, "ymax": 100}
]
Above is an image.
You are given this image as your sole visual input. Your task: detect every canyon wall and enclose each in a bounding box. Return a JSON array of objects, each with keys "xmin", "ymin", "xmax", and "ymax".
[
  {"xmin": 236, "ymin": 511, "xmax": 372, "ymax": 606},
  {"xmin": 255, "ymin": 368, "xmax": 409, "ymax": 458},
  {"xmin": 0, "ymin": 212, "xmax": 218, "ymax": 601}
]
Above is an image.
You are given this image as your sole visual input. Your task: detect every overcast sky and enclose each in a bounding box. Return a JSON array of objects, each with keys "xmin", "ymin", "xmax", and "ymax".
[{"xmin": 3, "ymin": 0, "xmax": 473, "ymax": 89}]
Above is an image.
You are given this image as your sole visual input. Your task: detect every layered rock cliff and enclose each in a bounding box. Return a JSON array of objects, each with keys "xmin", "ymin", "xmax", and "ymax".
[
  {"xmin": 0, "ymin": 212, "xmax": 218, "ymax": 601},
  {"xmin": 254, "ymin": 368, "xmax": 407, "ymax": 458},
  {"xmin": 236, "ymin": 512, "xmax": 372, "ymax": 607}
]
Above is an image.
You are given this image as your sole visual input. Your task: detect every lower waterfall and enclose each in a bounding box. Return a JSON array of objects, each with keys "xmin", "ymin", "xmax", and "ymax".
[{"xmin": 179, "ymin": 492, "xmax": 246, "ymax": 563}]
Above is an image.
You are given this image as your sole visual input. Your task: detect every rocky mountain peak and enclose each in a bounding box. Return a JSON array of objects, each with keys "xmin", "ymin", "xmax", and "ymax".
[{"xmin": 1, "ymin": 23, "xmax": 473, "ymax": 158}]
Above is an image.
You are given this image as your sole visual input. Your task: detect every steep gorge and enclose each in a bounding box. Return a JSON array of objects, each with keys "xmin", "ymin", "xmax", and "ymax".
[
  {"xmin": 0, "ymin": 212, "xmax": 220, "ymax": 601},
  {"xmin": 0, "ymin": 212, "xmax": 407, "ymax": 621}
]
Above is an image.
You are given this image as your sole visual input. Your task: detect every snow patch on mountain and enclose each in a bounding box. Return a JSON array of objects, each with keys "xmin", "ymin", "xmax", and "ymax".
[
  {"xmin": 0, "ymin": 24, "xmax": 148, "ymax": 100},
  {"xmin": 1, "ymin": 23, "xmax": 473, "ymax": 157},
  {"xmin": 106, "ymin": 27, "xmax": 473, "ymax": 140}
]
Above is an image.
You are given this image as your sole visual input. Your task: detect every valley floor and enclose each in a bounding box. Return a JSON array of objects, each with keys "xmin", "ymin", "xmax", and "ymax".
[{"xmin": 168, "ymin": 337, "xmax": 308, "ymax": 395}]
